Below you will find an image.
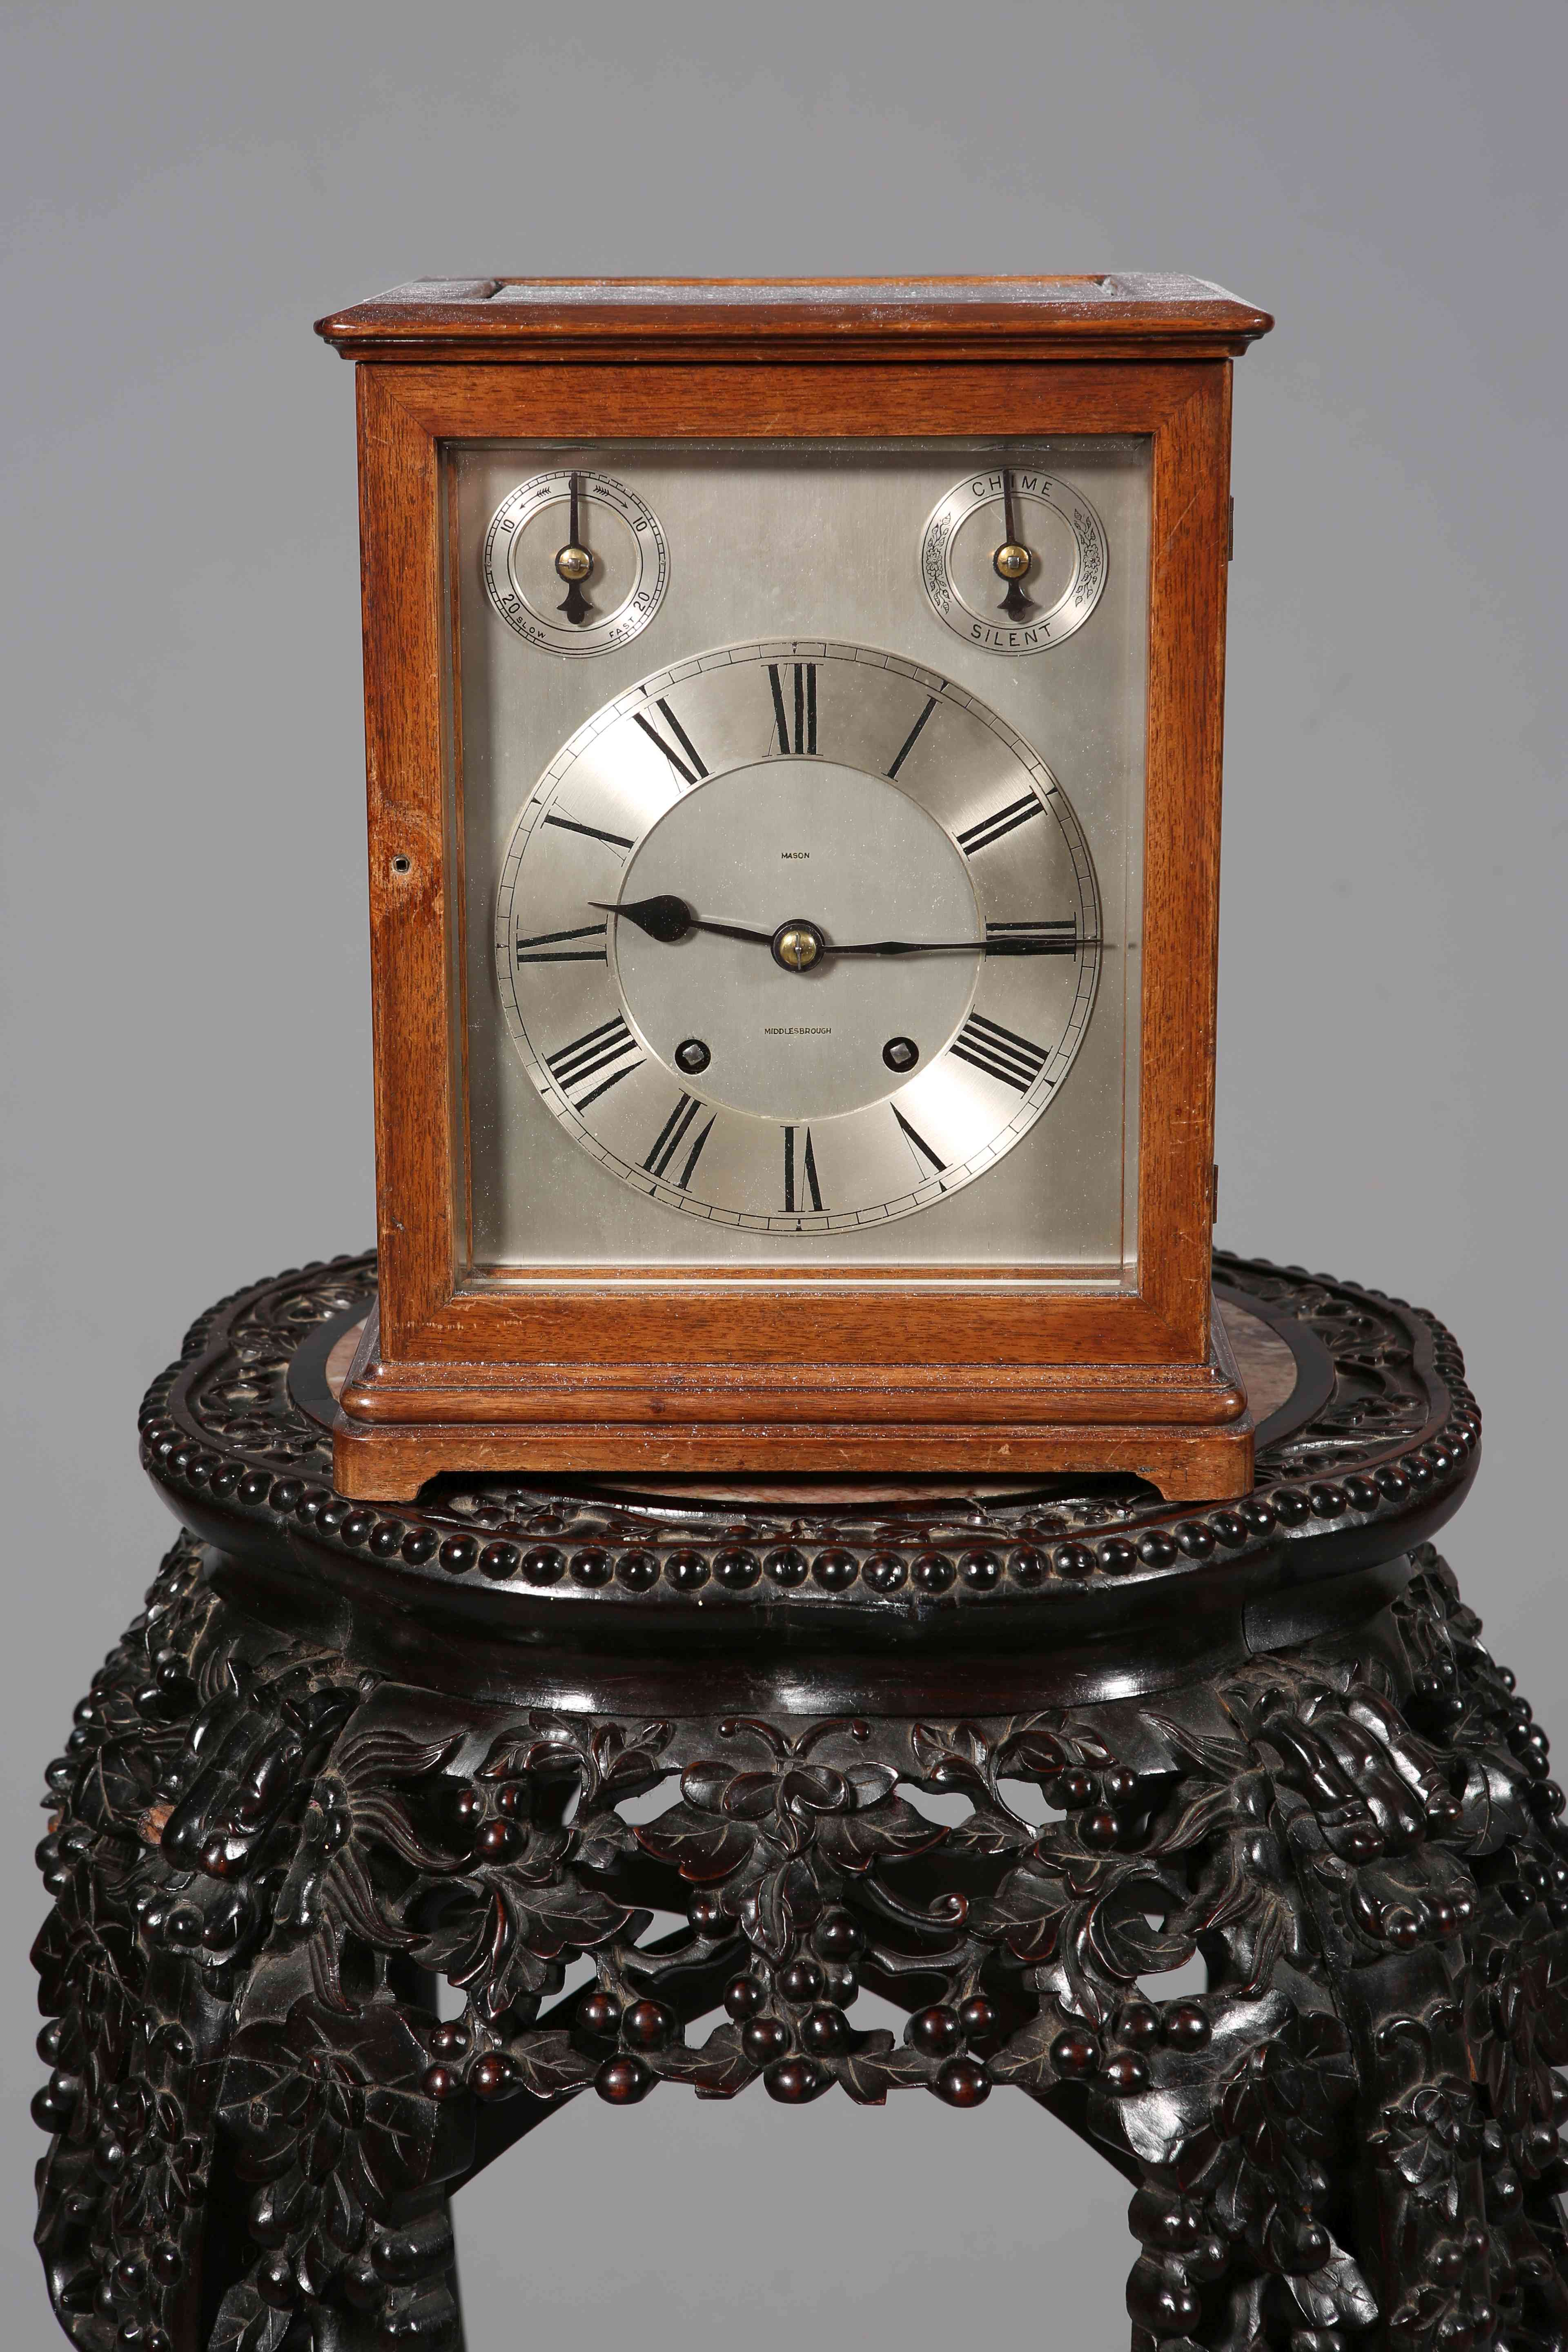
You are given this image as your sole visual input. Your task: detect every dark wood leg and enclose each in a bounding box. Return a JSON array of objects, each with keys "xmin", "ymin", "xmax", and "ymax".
[
  {"xmin": 33, "ymin": 1535, "xmax": 249, "ymax": 2352},
  {"xmin": 30, "ymin": 1535, "xmax": 474, "ymax": 2351},
  {"xmin": 1102, "ymin": 1554, "xmax": 1568, "ymax": 2349}
]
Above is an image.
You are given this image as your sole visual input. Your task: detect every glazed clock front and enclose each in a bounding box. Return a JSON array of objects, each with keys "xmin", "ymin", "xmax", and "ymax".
[{"xmin": 454, "ymin": 440, "xmax": 1149, "ymax": 1282}]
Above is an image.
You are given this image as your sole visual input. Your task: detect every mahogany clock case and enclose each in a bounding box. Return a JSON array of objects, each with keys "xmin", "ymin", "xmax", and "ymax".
[{"xmin": 315, "ymin": 278, "xmax": 1273, "ymax": 1501}]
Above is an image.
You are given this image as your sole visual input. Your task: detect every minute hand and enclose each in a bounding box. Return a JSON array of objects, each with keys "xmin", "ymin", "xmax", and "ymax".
[{"xmin": 822, "ymin": 933, "xmax": 1099, "ymax": 958}]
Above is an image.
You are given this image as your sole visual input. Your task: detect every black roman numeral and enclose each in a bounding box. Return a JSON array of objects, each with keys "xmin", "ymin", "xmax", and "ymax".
[
  {"xmin": 891, "ymin": 1105, "xmax": 946, "ymax": 1175},
  {"xmin": 783, "ymin": 1124, "xmax": 824, "ymax": 1213},
  {"xmin": 886, "ymin": 696, "xmax": 936, "ymax": 779},
  {"xmin": 516, "ymin": 922, "xmax": 608, "ymax": 964},
  {"xmin": 644, "ymin": 1094, "xmax": 715, "ymax": 1189},
  {"xmin": 768, "ymin": 661, "xmax": 817, "ymax": 755},
  {"xmin": 634, "ymin": 697, "xmax": 708, "ymax": 785},
  {"xmin": 984, "ymin": 918, "xmax": 1080, "ymax": 957},
  {"xmin": 957, "ymin": 793, "xmax": 1046, "ymax": 856},
  {"xmin": 543, "ymin": 813, "xmax": 635, "ymax": 851},
  {"xmin": 545, "ymin": 1016, "xmax": 643, "ymax": 1107},
  {"xmin": 951, "ymin": 1014, "xmax": 1051, "ymax": 1092}
]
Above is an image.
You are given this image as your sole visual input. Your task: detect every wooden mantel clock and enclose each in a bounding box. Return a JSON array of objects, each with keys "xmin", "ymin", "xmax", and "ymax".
[{"xmin": 314, "ymin": 274, "xmax": 1274, "ymax": 1502}]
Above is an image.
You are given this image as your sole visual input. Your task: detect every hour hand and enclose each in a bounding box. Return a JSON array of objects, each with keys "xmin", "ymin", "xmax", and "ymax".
[
  {"xmin": 593, "ymin": 893, "xmax": 693, "ymax": 942},
  {"xmin": 592, "ymin": 896, "xmax": 776, "ymax": 949}
]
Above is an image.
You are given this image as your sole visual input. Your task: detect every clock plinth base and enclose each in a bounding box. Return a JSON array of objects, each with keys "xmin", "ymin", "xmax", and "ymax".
[
  {"xmin": 329, "ymin": 1299, "xmax": 1255, "ymax": 1504},
  {"xmin": 330, "ymin": 1397, "xmax": 1256, "ymax": 1505}
]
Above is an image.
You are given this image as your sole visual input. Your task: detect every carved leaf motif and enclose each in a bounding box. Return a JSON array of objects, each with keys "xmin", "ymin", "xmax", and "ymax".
[
  {"xmin": 509, "ymin": 1875, "xmax": 633, "ymax": 1961},
  {"xmin": 506, "ymin": 1712, "xmax": 673, "ymax": 1809},
  {"xmin": 1173, "ymin": 2125, "xmax": 1225, "ymax": 2194},
  {"xmin": 1286, "ymin": 2238, "xmax": 1379, "ymax": 2332},
  {"xmin": 1152, "ymin": 1777, "xmax": 1252, "ymax": 1857},
  {"xmin": 595, "ymin": 1719, "xmax": 677, "ymax": 1782},
  {"xmin": 416, "ymin": 1886, "xmax": 512, "ymax": 2003},
  {"xmin": 939, "ymin": 1813, "xmax": 1030, "ymax": 1858},
  {"xmin": 271, "ymin": 1726, "xmax": 465, "ymax": 2009},
  {"xmin": 1106, "ymin": 2081, "xmax": 1215, "ymax": 2172},
  {"xmin": 692, "ymin": 1765, "xmax": 784, "ymax": 1819},
  {"xmin": 218, "ymin": 1997, "xmax": 436, "ymax": 2218},
  {"xmin": 1065, "ymin": 1873, "xmax": 1196, "ymax": 2018},
  {"xmin": 633, "ymin": 1811, "xmax": 754, "ymax": 1884},
  {"xmin": 505, "ymin": 2031, "xmax": 595, "ymax": 2102},
  {"xmin": 904, "ymin": 1723, "xmax": 1033, "ymax": 1852},
  {"xmin": 1450, "ymin": 1754, "xmax": 1531, "ymax": 1854},
  {"xmin": 32, "ymin": 1898, "xmax": 142, "ymax": 2059},
  {"xmin": 909, "ymin": 1719, "xmax": 1006, "ymax": 1807},
  {"xmin": 1206, "ymin": 2016, "xmax": 1355, "ymax": 2267},
  {"xmin": 307, "ymin": 1855, "xmax": 408, "ymax": 2014},
  {"xmin": 1085, "ymin": 1891, "xmax": 1196, "ymax": 1980},
  {"xmin": 77, "ymin": 1725, "xmax": 185, "ymax": 1842},
  {"xmin": 813, "ymin": 1794, "xmax": 943, "ymax": 1873},
  {"xmin": 835, "ymin": 2040, "xmax": 933, "ymax": 2105},
  {"xmin": 1147, "ymin": 1712, "xmax": 1253, "ymax": 1782},
  {"xmin": 987, "ymin": 2007, "xmax": 1073, "ymax": 2093},
  {"xmin": 968, "ymin": 1862, "xmax": 1069, "ymax": 1964},
  {"xmin": 658, "ymin": 2023, "xmax": 755, "ymax": 2100},
  {"xmin": 911, "ymin": 1719, "xmax": 989, "ymax": 1776},
  {"xmin": 637, "ymin": 1752, "xmax": 942, "ymax": 1893},
  {"xmin": 990, "ymin": 1718, "xmax": 1070, "ymax": 1773},
  {"xmin": 414, "ymin": 1874, "xmax": 635, "ymax": 2017},
  {"xmin": 1186, "ymin": 1826, "xmax": 1301, "ymax": 1992},
  {"xmin": 209, "ymin": 2283, "xmax": 290, "ymax": 2352},
  {"xmin": 318, "ymin": 2169, "xmax": 360, "ymax": 2255}
]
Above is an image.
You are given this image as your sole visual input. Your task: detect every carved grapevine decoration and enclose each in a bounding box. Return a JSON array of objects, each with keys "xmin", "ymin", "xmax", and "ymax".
[{"xmin": 30, "ymin": 1506, "xmax": 1568, "ymax": 2350}]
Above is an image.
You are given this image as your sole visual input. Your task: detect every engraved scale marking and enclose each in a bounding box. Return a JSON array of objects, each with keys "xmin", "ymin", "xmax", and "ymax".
[
  {"xmin": 768, "ymin": 661, "xmax": 818, "ymax": 755},
  {"xmin": 516, "ymin": 921, "xmax": 608, "ymax": 964},
  {"xmin": 546, "ymin": 1016, "xmax": 644, "ymax": 1107},
  {"xmin": 958, "ymin": 793, "xmax": 1047, "ymax": 857},
  {"xmin": 634, "ymin": 698, "xmax": 708, "ymax": 785},
  {"xmin": 644, "ymin": 1093, "xmax": 716, "ymax": 1189},
  {"xmin": 951, "ymin": 1013, "xmax": 1051, "ymax": 1092}
]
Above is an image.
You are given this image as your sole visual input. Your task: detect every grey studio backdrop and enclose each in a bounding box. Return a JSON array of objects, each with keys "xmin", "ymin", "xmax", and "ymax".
[{"xmin": 3, "ymin": 4, "xmax": 1564, "ymax": 2343}]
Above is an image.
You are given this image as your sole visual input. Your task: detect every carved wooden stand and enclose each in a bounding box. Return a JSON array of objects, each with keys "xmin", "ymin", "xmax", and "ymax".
[{"xmin": 32, "ymin": 1252, "xmax": 1568, "ymax": 2351}]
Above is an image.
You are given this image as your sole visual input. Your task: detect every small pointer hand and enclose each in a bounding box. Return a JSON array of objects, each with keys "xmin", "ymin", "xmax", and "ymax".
[
  {"xmin": 556, "ymin": 472, "xmax": 593, "ymax": 625},
  {"xmin": 996, "ymin": 469, "xmax": 1033, "ymax": 623}
]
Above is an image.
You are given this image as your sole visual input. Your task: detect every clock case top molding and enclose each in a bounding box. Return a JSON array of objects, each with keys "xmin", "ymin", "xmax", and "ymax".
[{"xmin": 315, "ymin": 277, "xmax": 1273, "ymax": 1502}]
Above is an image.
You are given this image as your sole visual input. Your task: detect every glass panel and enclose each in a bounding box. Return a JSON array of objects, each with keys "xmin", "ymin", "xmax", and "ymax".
[{"xmin": 448, "ymin": 439, "xmax": 1149, "ymax": 1276}]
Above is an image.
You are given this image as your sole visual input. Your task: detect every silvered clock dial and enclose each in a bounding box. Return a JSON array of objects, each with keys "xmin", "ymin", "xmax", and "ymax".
[
  {"xmin": 482, "ymin": 469, "xmax": 669, "ymax": 656},
  {"xmin": 453, "ymin": 434, "xmax": 1148, "ymax": 1279},
  {"xmin": 921, "ymin": 468, "xmax": 1109, "ymax": 653},
  {"xmin": 494, "ymin": 641, "xmax": 1100, "ymax": 1233}
]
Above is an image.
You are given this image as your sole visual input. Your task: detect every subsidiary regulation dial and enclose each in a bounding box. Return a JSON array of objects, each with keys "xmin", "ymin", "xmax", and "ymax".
[
  {"xmin": 494, "ymin": 641, "xmax": 1102, "ymax": 1235},
  {"xmin": 921, "ymin": 467, "xmax": 1109, "ymax": 655},
  {"xmin": 483, "ymin": 468, "xmax": 669, "ymax": 657}
]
